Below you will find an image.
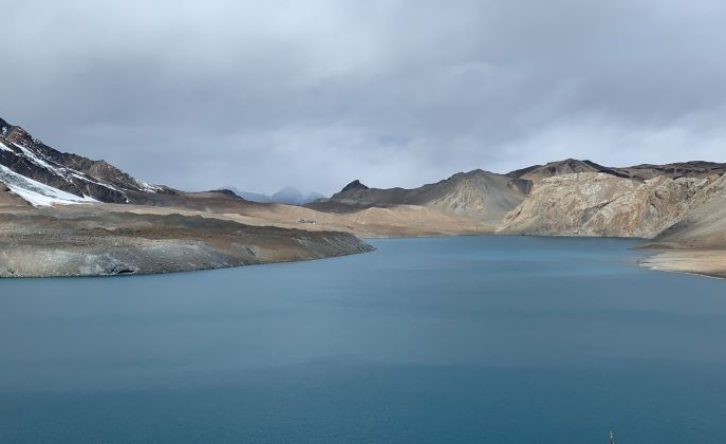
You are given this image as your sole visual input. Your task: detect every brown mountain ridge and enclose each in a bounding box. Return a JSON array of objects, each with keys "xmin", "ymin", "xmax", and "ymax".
[{"xmin": 2, "ymin": 114, "xmax": 726, "ymax": 277}]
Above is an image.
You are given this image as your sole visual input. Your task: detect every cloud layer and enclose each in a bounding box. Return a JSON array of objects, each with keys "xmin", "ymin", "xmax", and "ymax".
[{"xmin": 2, "ymin": 0, "xmax": 726, "ymax": 193}]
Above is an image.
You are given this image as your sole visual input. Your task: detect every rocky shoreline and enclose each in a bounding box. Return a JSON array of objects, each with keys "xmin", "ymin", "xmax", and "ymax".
[{"xmin": 0, "ymin": 209, "xmax": 373, "ymax": 278}]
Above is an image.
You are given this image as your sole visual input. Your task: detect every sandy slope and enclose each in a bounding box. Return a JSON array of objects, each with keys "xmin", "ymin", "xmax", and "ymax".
[
  {"xmin": 98, "ymin": 192, "xmax": 495, "ymax": 238},
  {"xmin": 640, "ymin": 250, "xmax": 726, "ymax": 279}
]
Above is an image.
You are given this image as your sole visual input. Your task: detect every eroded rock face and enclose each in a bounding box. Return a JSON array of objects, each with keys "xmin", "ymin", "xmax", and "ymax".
[
  {"xmin": 649, "ymin": 173, "xmax": 726, "ymax": 248},
  {"xmin": 500, "ymin": 172, "xmax": 715, "ymax": 238}
]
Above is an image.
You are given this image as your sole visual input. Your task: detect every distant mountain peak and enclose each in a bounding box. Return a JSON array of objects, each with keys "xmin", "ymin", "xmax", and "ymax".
[
  {"xmin": 340, "ymin": 180, "xmax": 369, "ymax": 193},
  {"xmin": 227, "ymin": 185, "xmax": 323, "ymax": 205}
]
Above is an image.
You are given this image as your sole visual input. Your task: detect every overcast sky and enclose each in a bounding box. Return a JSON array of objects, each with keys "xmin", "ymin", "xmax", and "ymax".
[{"xmin": 2, "ymin": 0, "xmax": 726, "ymax": 194}]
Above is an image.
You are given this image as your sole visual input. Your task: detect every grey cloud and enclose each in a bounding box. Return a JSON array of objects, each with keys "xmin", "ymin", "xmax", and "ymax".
[{"xmin": 2, "ymin": 0, "xmax": 726, "ymax": 194}]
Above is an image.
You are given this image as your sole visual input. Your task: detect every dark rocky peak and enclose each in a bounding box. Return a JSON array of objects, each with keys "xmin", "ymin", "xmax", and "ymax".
[
  {"xmin": 538, "ymin": 158, "xmax": 604, "ymax": 173},
  {"xmin": 507, "ymin": 158, "xmax": 627, "ymax": 182},
  {"xmin": 618, "ymin": 161, "xmax": 726, "ymax": 180},
  {"xmin": 0, "ymin": 117, "xmax": 9, "ymax": 134},
  {"xmin": 340, "ymin": 179, "xmax": 369, "ymax": 193},
  {"xmin": 0, "ymin": 114, "xmax": 171, "ymax": 205}
]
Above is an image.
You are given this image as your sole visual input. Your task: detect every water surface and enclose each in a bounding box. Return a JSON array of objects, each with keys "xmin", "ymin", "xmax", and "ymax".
[{"xmin": 1, "ymin": 236, "xmax": 725, "ymax": 443}]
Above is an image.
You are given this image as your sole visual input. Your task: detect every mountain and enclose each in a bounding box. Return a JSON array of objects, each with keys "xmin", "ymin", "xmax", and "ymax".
[
  {"xmin": 4, "ymin": 111, "xmax": 726, "ymax": 277},
  {"xmin": 314, "ymin": 170, "xmax": 531, "ymax": 226},
  {"xmin": 226, "ymin": 186, "xmax": 324, "ymax": 205},
  {"xmin": 271, "ymin": 186, "xmax": 325, "ymax": 205},
  {"xmin": 507, "ymin": 159, "xmax": 726, "ymax": 183},
  {"xmin": 639, "ymin": 173, "xmax": 726, "ymax": 277},
  {"xmin": 0, "ymin": 117, "xmax": 171, "ymax": 206},
  {"xmin": 649, "ymin": 173, "xmax": 726, "ymax": 248},
  {"xmin": 223, "ymin": 187, "xmax": 270, "ymax": 203},
  {"xmin": 318, "ymin": 159, "xmax": 726, "ymax": 240},
  {"xmin": 615, "ymin": 161, "xmax": 726, "ymax": 180},
  {"xmin": 0, "ymin": 115, "xmax": 372, "ymax": 277},
  {"xmin": 507, "ymin": 159, "xmax": 621, "ymax": 183},
  {"xmin": 500, "ymin": 172, "xmax": 715, "ymax": 238},
  {"xmin": 501, "ymin": 159, "xmax": 726, "ymax": 238}
]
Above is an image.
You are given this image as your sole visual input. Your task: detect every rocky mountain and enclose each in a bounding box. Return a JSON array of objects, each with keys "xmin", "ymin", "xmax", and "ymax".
[
  {"xmin": 315, "ymin": 170, "xmax": 531, "ymax": 226},
  {"xmin": 637, "ymin": 173, "xmax": 726, "ymax": 278},
  {"xmin": 4, "ymin": 113, "xmax": 726, "ymax": 277},
  {"xmin": 500, "ymin": 172, "xmax": 716, "ymax": 238},
  {"xmin": 321, "ymin": 159, "xmax": 726, "ymax": 241},
  {"xmin": 0, "ymin": 115, "xmax": 373, "ymax": 277},
  {"xmin": 507, "ymin": 158, "xmax": 726, "ymax": 183},
  {"xmin": 615, "ymin": 161, "xmax": 726, "ymax": 180},
  {"xmin": 501, "ymin": 160, "xmax": 726, "ymax": 238},
  {"xmin": 0, "ymin": 117, "xmax": 171, "ymax": 206},
  {"xmin": 649, "ymin": 173, "xmax": 726, "ymax": 248},
  {"xmin": 507, "ymin": 159, "xmax": 621, "ymax": 183}
]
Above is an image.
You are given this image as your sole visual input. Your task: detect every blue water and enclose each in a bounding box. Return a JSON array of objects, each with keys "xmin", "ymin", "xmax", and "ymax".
[{"xmin": 1, "ymin": 236, "xmax": 725, "ymax": 443}]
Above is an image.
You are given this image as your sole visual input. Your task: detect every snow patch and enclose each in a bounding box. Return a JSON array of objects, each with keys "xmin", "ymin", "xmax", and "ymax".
[
  {"xmin": 141, "ymin": 182, "xmax": 163, "ymax": 193},
  {"xmin": 0, "ymin": 164, "xmax": 98, "ymax": 207},
  {"xmin": 12, "ymin": 142, "xmax": 68, "ymax": 177}
]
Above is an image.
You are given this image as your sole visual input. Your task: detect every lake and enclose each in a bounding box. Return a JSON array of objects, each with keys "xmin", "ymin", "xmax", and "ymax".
[{"xmin": 1, "ymin": 235, "xmax": 725, "ymax": 443}]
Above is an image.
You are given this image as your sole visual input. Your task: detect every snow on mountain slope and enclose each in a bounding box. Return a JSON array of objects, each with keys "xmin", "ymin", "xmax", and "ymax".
[
  {"xmin": 0, "ymin": 163, "xmax": 98, "ymax": 206},
  {"xmin": 0, "ymin": 116, "xmax": 170, "ymax": 206}
]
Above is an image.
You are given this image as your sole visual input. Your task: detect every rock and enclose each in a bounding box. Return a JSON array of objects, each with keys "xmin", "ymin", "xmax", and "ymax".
[{"xmin": 500, "ymin": 172, "xmax": 714, "ymax": 238}]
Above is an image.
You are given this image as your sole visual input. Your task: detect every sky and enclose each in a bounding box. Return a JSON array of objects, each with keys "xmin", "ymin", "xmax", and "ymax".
[{"xmin": 2, "ymin": 0, "xmax": 726, "ymax": 194}]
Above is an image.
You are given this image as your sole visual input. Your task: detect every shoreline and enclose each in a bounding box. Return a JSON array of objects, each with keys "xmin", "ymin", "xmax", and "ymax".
[
  {"xmin": 639, "ymin": 249, "xmax": 726, "ymax": 280},
  {"xmin": 1, "ymin": 212, "xmax": 723, "ymax": 281},
  {"xmin": 2, "ymin": 245, "xmax": 376, "ymax": 280},
  {"xmin": 0, "ymin": 209, "xmax": 375, "ymax": 279}
]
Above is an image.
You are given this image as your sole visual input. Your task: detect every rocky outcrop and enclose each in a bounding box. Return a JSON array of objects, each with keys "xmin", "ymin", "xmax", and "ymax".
[
  {"xmin": 647, "ymin": 173, "xmax": 726, "ymax": 248},
  {"xmin": 500, "ymin": 172, "xmax": 716, "ymax": 238},
  {"xmin": 640, "ymin": 174, "xmax": 726, "ymax": 278}
]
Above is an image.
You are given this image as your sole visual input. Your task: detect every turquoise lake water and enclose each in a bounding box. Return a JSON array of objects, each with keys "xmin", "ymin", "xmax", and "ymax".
[{"xmin": 1, "ymin": 236, "xmax": 725, "ymax": 443}]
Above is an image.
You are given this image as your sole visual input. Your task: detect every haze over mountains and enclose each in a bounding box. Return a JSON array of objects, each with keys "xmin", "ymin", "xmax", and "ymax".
[
  {"xmin": 227, "ymin": 187, "xmax": 324, "ymax": 206},
  {"xmin": 1, "ymin": 114, "xmax": 726, "ymax": 277}
]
